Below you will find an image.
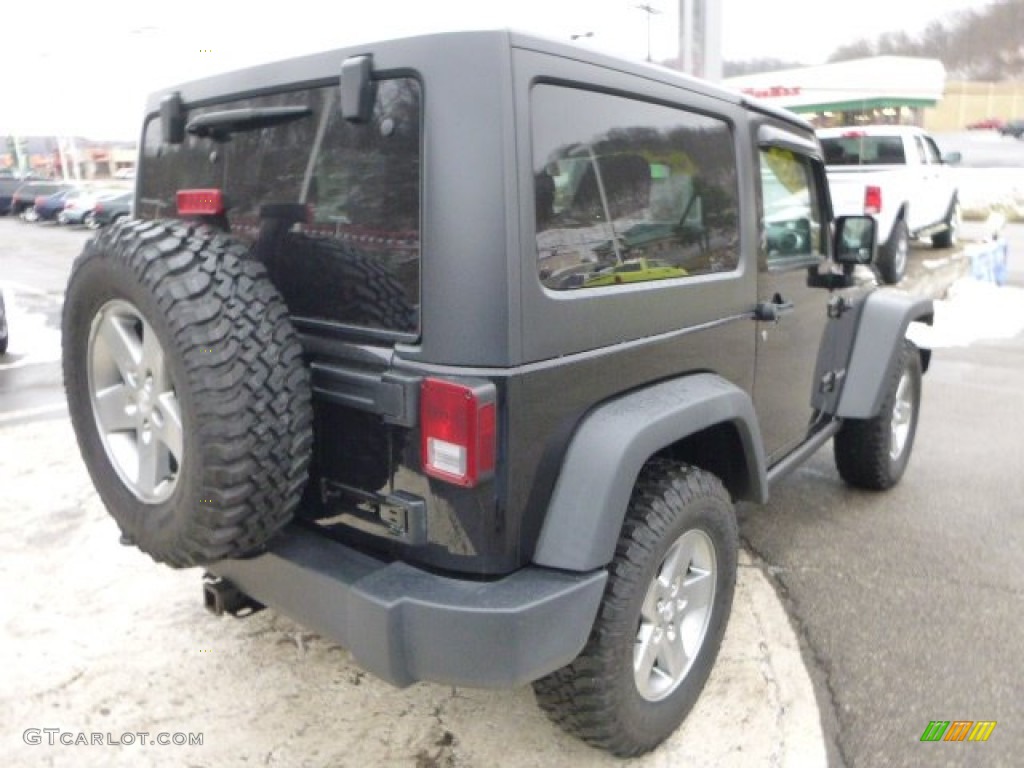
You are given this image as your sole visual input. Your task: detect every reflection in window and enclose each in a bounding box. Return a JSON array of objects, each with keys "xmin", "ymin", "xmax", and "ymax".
[
  {"xmin": 532, "ymin": 86, "xmax": 739, "ymax": 291},
  {"xmin": 137, "ymin": 80, "xmax": 421, "ymax": 334},
  {"xmin": 759, "ymin": 148, "xmax": 822, "ymax": 261}
]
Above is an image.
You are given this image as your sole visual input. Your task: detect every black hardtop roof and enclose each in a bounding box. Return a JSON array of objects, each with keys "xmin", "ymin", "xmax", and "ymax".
[{"xmin": 144, "ymin": 28, "xmax": 811, "ymax": 133}]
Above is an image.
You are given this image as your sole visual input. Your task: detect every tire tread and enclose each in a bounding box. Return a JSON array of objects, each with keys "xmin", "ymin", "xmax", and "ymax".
[
  {"xmin": 533, "ymin": 459, "xmax": 736, "ymax": 757},
  {"xmin": 834, "ymin": 340, "xmax": 920, "ymax": 490},
  {"xmin": 64, "ymin": 219, "xmax": 313, "ymax": 567}
]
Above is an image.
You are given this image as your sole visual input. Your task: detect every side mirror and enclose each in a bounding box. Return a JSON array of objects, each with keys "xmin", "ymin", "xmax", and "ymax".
[
  {"xmin": 340, "ymin": 55, "xmax": 376, "ymax": 124},
  {"xmin": 942, "ymin": 151, "xmax": 962, "ymax": 165},
  {"xmin": 834, "ymin": 215, "xmax": 876, "ymax": 266},
  {"xmin": 160, "ymin": 91, "xmax": 186, "ymax": 145}
]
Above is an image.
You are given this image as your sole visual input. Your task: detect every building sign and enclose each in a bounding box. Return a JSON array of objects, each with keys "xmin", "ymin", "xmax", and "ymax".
[{"xmin": 741, "ymin": 86, "xmax": 802, "ymax": 99}]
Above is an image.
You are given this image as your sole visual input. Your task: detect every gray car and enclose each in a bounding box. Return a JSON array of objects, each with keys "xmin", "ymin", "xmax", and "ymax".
[{"xmin": 1000, "ymin": 118, "xmax": 1024, "ymax": 138}]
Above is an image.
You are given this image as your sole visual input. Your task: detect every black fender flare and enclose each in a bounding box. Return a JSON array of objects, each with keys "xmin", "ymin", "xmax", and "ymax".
[
  {"xmin": 532, "ymin": 373, "xmax": 767, "ymax": 572},
  {"xmin": 837, "ymin": 290, "xmax": 933, "ymax": 420}
]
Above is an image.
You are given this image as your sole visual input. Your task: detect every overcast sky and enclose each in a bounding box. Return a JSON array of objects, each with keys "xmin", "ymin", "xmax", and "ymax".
[{"xmin": 1, "ymin": 0, "xmax": 983, "ymax": 140}]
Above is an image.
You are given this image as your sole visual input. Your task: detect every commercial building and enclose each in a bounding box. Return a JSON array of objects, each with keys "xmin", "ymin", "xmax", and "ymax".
[{"xmin": 724, "ymin": 56, "xmax": 946, "ymax": 127}]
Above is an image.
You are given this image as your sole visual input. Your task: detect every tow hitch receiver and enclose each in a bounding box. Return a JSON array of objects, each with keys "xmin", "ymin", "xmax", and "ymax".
[{"xmin": 202, "ymin": 574, "xmax": 265, "ymax": 617}]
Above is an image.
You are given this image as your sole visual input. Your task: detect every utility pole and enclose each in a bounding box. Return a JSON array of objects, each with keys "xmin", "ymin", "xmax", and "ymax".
[
  {"xmin": 12, "ymin": 135, "xmax": 26, "ymax": 174},
  {"xmin": 635, "ymin": 3, "xmax": 662, "ymax": 62}
]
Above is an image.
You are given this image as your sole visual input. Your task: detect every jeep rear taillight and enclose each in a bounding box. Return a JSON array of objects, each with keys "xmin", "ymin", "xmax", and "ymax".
[
  {"xmin": 421, "ymin": 378, "xmax": 496, "ymax": 488},
  {"xmin": 864, "ymin": 185, "xmax": 882, "ymax": 215},
  {"xmin": 177, "ymin": 188, "xmax": 224, "ymax": 216}
]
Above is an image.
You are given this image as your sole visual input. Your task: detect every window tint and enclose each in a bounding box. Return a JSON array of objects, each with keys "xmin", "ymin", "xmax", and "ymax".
[
  {"xmin": 759, "ymin": 147, "xmax": 824, "ymax": 263},
  {"xmin": 531, "ymin": 85, "xmax": 739, "ymax": 291},
  {"xmin": 138, "ymin": 79, "xmax": 421, "ymax": 334}
]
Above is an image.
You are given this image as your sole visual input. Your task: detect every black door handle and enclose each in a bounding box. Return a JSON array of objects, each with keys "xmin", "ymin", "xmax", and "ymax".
[{"xmin": 754, "ymin": 293, "xmax": 794, "ymax": 322}]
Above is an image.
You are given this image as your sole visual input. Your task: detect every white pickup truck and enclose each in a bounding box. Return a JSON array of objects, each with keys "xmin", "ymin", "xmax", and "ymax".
[{"xmin": 818, "ymin": 125, "xmax": 961, "ymax": 283}]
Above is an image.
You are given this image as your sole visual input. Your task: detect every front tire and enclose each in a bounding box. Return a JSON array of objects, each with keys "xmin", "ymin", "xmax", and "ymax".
[
  {"xmin": 533, "ymin": 460, "xmax": 738, "ymax": 757},
  {"xmin": 877, "ymin": 219, "xmax": 909, "ymax": 284},
  {"xmin": 834, "ymin": 339, "xmax": 922, "ymax": 490},
  {"xmin": 63, "ymin": 219, "xmax": 313, "ymax": 567}
]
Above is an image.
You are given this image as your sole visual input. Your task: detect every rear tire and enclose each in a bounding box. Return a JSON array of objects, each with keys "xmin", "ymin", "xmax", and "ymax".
[
  {"xmin": 931, "ymin": 200, "xmax": 960, "ymax": 249},
  {"xmin": 834, "ymin": 340, "xmax": 922, "ymax": 490},
  {"xmin": 63, "ymin": 219, "xmax": 313, "ymax": 567},
  {"xmin": 0, "ymin": 292, "xmax": 8, "ymax": 356},
  {"xmin": 876, "ymin": 219, "xmax": 909, "ymax": 284},
  {"xmin": 533, "ymin": 460, "xmax": 738, "ymax": 757}
]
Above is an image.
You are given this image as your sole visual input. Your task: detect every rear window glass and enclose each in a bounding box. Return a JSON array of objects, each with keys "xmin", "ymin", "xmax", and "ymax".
[
  {"xmin": 138, "ymin": 79, "xmax": 421, "ymax": 335},
  {"xmin": 821, "ymin": 135, "xmax": 906, "ymax": 166}
]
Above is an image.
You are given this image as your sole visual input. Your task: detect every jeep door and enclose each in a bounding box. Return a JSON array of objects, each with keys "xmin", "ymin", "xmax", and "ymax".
[{"xmin": 752, "ymin": 129, "xmax": 835, "ymax": 464}]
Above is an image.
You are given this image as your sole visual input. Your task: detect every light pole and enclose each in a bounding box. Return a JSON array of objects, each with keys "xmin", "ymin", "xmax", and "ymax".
[{"xmin": 635, "ymin": 3, "xmax": 661, "ymax": 62}]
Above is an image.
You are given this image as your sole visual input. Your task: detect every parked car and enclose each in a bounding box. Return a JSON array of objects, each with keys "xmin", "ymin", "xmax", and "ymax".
[
  {"xmin": 0, "ymin": 172, "xmax": 43, "ymax": 215},
  {"xmin": 58, "ymin": 188, "xmax": 126, "ymax": 226},
  {"xmin": 818, "ymin": 125, "xmax": 961, "ymax": 284},
  {"xmin": 966, "ymin": 117, "xmax": 1005, "ymax": 131},
  {"xmin": 88, "ymin": 191, "xmax": 133, "ymax": 228},
  {"xmin": 582, "ymin": 257, "xmax": 689, "ymax": 287},
  {"xmin": 9, "ymin": 181, "xmax": 75, "ymax": 218},
  {"xmin": 28, "ymin": 187, "xmax": 80, "ymax": 223},
  {"xmin": 1000, "ymin": 119, "xmax": 1024, "ymax": 138}
]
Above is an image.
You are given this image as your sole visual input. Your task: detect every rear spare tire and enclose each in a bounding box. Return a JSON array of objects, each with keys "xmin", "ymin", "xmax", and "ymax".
[{"xmin": 62, "ymin": 220, "xmax": 313, "ymax": 567}]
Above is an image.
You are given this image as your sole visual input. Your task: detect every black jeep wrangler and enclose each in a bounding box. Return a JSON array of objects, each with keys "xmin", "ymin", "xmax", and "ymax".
[{"xmin": 63, "ymin": 30, "xmax": 931, "ymax": 756}]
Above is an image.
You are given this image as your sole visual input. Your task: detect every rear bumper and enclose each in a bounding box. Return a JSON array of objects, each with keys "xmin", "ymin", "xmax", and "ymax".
[{"xmin": 209, "ymin": 524, "xmax": 607, "ymax": 688}]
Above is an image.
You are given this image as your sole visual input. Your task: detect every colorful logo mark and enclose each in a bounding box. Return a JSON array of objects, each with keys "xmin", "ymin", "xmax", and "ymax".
[{"xmin": 920, "ymin": 721, "xmax": 997, "ymax": 742}]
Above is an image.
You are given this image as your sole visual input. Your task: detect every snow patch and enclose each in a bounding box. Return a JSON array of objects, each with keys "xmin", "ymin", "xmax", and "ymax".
[{"xmin": 908, "ymin": 278, "xmax": 1024, "ymax": 349}]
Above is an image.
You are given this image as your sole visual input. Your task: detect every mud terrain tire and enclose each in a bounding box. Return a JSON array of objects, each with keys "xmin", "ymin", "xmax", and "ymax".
[
  {"xmin": 533, "ymin": 460, "xmax": 738, "ymax": 757},
  {"xmin": 63, "ymin": 219, "xmax": 313, "ymax": 567},
  {"xmin": 834, "ymin": 339, "xmax": 922, "ymax": 490}
]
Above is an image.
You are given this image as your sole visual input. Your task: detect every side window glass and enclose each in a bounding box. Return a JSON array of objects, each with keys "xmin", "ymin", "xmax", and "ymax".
[
  {"xmin": 532, "ymin": 85, "xmax": 739, "ymax": 291},
  {"xmin": 759, "ymin": 147, "xmax": 824, "ymax": 265},
  {"xmin": 922, "ymin": 137, "xmax": 942, "ymax": 165}
]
